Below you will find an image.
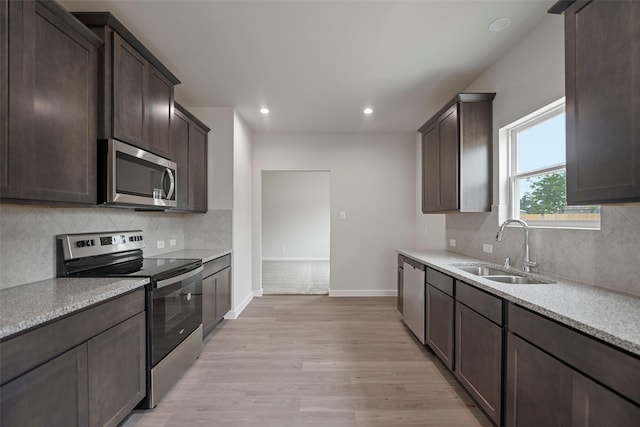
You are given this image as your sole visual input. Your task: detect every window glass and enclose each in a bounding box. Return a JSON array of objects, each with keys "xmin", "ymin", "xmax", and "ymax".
[
  {"xmin": 517, "ymin": 113, "xmax": 566, "ymax": 172},
  {"xmin": 508, "ymin": 101, "xmax": 600, "ymax": 228}
]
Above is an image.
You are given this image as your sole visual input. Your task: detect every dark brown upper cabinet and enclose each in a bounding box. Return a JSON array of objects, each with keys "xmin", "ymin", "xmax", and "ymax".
[
  {"xmin": 172, "ymin": 103, "xmax": 209, "ymax": 213},
  {"xmin": 418, "ymin": 93, "xmax": 495, "ymax": 213},
  {"xmin": 550, "ymin": 0, "xmax": 640, "ymax": 205},
  {"xmin": 1, "ymin": 0, "xmax": 101, "ymax": 205},
  {"xmin": 72, "ymin": 12, "xmax": 180, "ymax": 160}
]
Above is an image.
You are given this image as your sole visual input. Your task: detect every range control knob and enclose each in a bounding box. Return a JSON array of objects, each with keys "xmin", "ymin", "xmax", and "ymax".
[{"xmin": 76, "ymin": 241, "xmax": 85, "ymax": 248}]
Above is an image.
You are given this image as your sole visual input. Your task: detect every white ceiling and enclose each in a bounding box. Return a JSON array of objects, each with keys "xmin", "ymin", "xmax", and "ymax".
[{"xmin": 60, "ymin": 0, "xmax": 554, "ymax": 133}]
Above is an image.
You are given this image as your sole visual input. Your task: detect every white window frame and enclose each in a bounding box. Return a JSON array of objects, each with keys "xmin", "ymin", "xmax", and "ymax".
[{"xmin": 505, "ymin": 98, "xmax": 600, "ymax": 229}]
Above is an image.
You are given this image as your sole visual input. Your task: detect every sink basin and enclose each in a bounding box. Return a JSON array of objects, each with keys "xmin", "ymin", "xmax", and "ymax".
[
  {"xmin": 457, "ymin": 266, "xmax": 507, "ymax": 276},
  {"xmin": 485, "ymin": 275, "xmax": 552, "ymax": 285},
  {"xmin": 452, "ymin": 263, "xmax": 555, "ymax": 285}
]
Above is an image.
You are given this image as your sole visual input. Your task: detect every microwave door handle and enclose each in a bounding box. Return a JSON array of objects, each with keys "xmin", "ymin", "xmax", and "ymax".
[{"xmin": 162, "ymin": 168, "xmax": 175, "ymax": 200}]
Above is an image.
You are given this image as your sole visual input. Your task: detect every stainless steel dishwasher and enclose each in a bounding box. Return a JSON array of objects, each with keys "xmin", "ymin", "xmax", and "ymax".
[{"xmin": 402, "ymin": 258, "xmax": 426, "ymax": 344}]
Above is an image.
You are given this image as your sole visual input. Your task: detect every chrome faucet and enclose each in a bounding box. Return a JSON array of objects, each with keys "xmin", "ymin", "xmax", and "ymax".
[{"xmin": 496, "ymin": 219, "xmax": 537, "ymax": 273}]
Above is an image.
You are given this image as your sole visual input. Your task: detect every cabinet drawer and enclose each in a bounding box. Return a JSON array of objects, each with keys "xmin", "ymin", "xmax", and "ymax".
[
  {"xmin": 0, "ymin": 288, "xmax": 145, "ymax": 385},
  {"xmin": 508, "ymin": 304, "xmax": 640, "ymax": 405},
  {"xmin": 456, "ymin": 281, "xmax": 502, "ymax": 325},
  {"xmin": 426, "ymin": 268, "xmax": 453, "ymax": 297},
  {"xmin": 202, "ymin": 254, "xmax": 231, "ymax": 279}
]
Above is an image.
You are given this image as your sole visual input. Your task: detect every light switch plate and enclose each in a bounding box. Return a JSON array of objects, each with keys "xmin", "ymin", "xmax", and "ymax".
[
  {"xmin": 449, "ymin": 239, "xmax": 456, "ymax": 247},
  {"xmin": 483, "ymin": 243, "xmax": 493, "ymax": 254},
  {"xmin": 157, "ymin": 240, "xmax": 165, "ymax": 249},
  {"xmin": 169, "ymin": 239, "xmax": 176, "ymax": 246},
  {"xmin": 339, "ymin": 211, "xmax": 346, "ymax": 220}
]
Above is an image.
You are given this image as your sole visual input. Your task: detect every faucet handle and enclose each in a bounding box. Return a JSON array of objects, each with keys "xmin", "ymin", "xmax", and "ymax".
[{"xmin": 504, "ymin": 257, "xmax": 511, "ymax": 268}]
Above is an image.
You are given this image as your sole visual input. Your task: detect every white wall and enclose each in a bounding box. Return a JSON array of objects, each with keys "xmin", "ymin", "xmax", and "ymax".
[
  {"xmin": 262, "ymin": 171, "xmax": 330, "ymax": 260},
  {"xmin": 444, "ymin": 15, "xmax": 640, "ymax": 297},
  {"xmin": 232, "ymin": 112, "xmax": 254, "ymax": 311},
  {"xmin": 253, "ymin": 133, "xmax": 416, "ymax": 296}
]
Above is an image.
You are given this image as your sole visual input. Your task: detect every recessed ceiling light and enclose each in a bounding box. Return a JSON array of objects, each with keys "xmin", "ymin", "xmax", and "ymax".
[
  {"xmin": 260, "ymin": 108, "xmax": 270, "ymax": 115},
  {"xmin": 363, "ymin": 107, "xmax": 373, "ymax": 115},
  {"xmin": 488, "ymin": 17, "xmax": 511, "ymax": 32}
]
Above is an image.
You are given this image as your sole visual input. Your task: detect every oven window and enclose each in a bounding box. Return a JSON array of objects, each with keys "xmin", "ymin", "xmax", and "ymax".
[{"xmin": 151, "ymin": 272, "xmax": 202, "ymax": 365}]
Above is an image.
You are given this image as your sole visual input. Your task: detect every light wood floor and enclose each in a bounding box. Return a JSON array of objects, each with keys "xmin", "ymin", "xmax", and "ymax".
[{"xmin": 123, "ymin": 296, "xmax": 492, "ymax": 427}]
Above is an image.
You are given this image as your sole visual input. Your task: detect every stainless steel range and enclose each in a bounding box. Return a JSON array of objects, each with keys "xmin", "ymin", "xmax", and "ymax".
[{"xmin": 56, "ymin": 230, "xmax": 203, "ymax": 408}]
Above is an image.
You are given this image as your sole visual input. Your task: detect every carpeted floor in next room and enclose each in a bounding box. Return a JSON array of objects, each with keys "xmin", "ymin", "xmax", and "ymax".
[{"xmin": 262, "ymin": 260, "xmax": 330, "ymax": 294}]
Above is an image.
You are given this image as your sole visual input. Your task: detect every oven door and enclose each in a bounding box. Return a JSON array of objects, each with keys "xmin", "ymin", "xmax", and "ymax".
[
  {"xmin": 104, "ymin": 139, "xmax": 177, "ymax": 208},
  {"xmin": 151, "ymin": 266, "xmax": 203, "ymax": 366}
]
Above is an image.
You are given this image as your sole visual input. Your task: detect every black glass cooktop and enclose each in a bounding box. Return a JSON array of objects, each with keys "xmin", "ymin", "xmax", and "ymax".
[{"xmin": 75, "ymin": 257, "xmax": 201, "ymax": 281}]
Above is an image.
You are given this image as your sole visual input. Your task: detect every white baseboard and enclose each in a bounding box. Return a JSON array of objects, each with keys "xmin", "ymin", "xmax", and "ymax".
[
  {"xmin": 329, "ymin": 289, "xmax": 398, "ymax": 297},
  {"xmin": 253, "ymin": 288, "xmax": 263, "ymax": 297},
  {"xmin": 223, "ymin": 292, "xmax": 254, "ymax": 319},
  {"xmin": 262, "ymin": 257, "xmax": 330, "ymax": 262}
]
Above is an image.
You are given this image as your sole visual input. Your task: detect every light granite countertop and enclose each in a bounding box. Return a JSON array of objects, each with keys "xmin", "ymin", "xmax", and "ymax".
[
  {"xmin": 150, "ymin": 249, "xmax": 231, "ymax": 263},
  {"xmin": 397, "ymin": 249, "xmax": 640, "ymax": 357},
  {"xmin": 0, "ymin": 277, "xmax": 149, "ymax": 340}
]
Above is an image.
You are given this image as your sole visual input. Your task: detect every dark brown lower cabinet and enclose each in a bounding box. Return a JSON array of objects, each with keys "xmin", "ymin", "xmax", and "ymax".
[
  {"xmin": 203, "ymin": 256, "xmax": 232, "ymax": 336},
  {"xmin": 202, "ymin": 273, "xmax": 217, "ymax": 334},
  {"xmin": 572, "ymin": 371, "xmax": 640, "ymax": 426},
  {"xmin": 0, "ymin": 289, "xmax": 146, "ymax": 427},
  {"xmin": 215, "ymin": 267, "xmax": 232, "ymax": 322},
  {"xmin": 507, "ymin": 302, "xmax": 640, "ymax": 426},
  {"xmin": 455, "ymin": 301, "xmax": 502, "ymax": 425},
  {"xmin": 88, "ymin": 312, "xmax": 146, "ymax": 427},
  {"xmin": 426, "ymin": 284, "xmax": 454, "ymax": 369},
  {"xmin": 505, "ymin": 333, "xmax": 573, "ymax": 427},
  {"xmin": 397, "ymin": 255, "xmax": 404, "ymax": 314},
  {"xmin": 0, "ymin": 344, "xmax": 89, "ymax": 427}
]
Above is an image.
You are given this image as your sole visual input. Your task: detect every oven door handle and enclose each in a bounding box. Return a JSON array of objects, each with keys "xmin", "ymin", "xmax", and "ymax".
[{"xmin": 155, "ymin": 265, "xmax": 203, "ymax": 289}]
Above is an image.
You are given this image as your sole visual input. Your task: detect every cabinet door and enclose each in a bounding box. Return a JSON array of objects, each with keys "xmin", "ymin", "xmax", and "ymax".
[
  {"xmin": 565, "ymin": 0, "xmax": 640, "ymax": 204},
  {"xmin": 202, "ymin": 273, "xmax": 217, "ymax": 335},
  {"xmin": 112, "ymin": 32, "xmax": 147, "ymax": 149},
  {"xmin": 397, "ymin": 265, "xmax": 403, "ymax": 314},
  {"xmin": 87, "ymin": 312, "xmax": 146, "ymax": 427},
  {"xmin": 422, "ymin": 126, "xmax": 440, "ymax": 212},
  {"xmin": 147, "ymin": 64, "xmax": 173, "ymax": 159},
  {"xmin": 455, "ymin": 302, "xmax": 502, "ymax": 425},
  {"xmin": 1, "ymin": 344, "xmax": 89, "ymax": 427},
  {"xmin": 505, "ymin": 333, "xmax": 573, "ymax": 427},
  {"xmin": 426, "ymin": 284, "xmax": 453, "ymax": 370},
  {"xmin": 189, "ymin": 123, "xmax": 208, "ymax": 212},
  {"xmin": 438, "ymin": 106, "xmax": 459, "ymax": 211},
  {"xmin": 172, "ymin": 108, "xmax": 190, "ymax": 210},
  {"xmin": 2, "ymin": 1, "xmax": 97, "ymax": 204},
  {"xmin": 1, "ymin": 0, "xmax": 20, "ymax": 198},
  {"xmin": 215, "ymin": 267, "xmax": 232, "ymax": 322},
  {"xmin": 572, "ymin": 371, "xmax": 640, "ymax": 427}
]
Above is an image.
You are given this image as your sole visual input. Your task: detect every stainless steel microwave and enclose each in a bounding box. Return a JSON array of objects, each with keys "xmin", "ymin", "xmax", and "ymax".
[{"xmin": 99, "ymin": 139, "xmax": 177, "ymax": 208}]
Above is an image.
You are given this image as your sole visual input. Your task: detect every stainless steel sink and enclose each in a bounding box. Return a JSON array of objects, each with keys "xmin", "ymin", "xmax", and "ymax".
[
  {"xmin": 485, "ymin": 275, "xmax": 551, "ymax": 285},
  {"xmin": 453, "ymin": 263, "xmax": 555, "ymax": 285},
  {"xmin": 457, "ymin": 266, "xmax": 507, "ymax": 276}
]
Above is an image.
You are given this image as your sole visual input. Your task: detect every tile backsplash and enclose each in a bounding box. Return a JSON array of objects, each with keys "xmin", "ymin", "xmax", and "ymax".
[
  {"xmin": 446, "ymin": 206, "xmax": 640, "ymax": 297},
  {"xmin": 0, "ymin": 204, "xmax": 232, "ymax": 289}
]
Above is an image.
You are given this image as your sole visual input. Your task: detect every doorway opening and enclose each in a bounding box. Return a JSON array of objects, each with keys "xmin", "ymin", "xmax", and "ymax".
[{"xmin": 261, "ymin": 171, "xmax": 330, "ymax": 294}]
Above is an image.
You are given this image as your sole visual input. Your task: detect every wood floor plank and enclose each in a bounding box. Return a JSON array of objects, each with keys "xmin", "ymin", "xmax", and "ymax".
[{"xmin": 122, "ymin": 295, "xmax": 491, "ymax": 427}]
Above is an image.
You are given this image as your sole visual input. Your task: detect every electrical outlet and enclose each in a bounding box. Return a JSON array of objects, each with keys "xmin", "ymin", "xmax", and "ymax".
[
  {"xmin": 483, "ymin": 243, "xmax": 493, "ymax": 254},
  {"xmin": 169, "ymin": 239, "xmax": 176, "ymax": 246},
  {"xmin": 281, "ymin": 245, "xmax": 286, "ymax": 253},
  {"xmin": 449, "ymin": 239, "xmax": 456, "ymax": 247},
  {"xmin": 157, "ymin": 240, "xmax": 165, "ymax": 249},
  {"xmin": 339, "ymin": 211, "xmax": 346, "ymax": 220},
  {"xmin": 424, "ymin": 226, "xmax": 429, "ymax": 236}
]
